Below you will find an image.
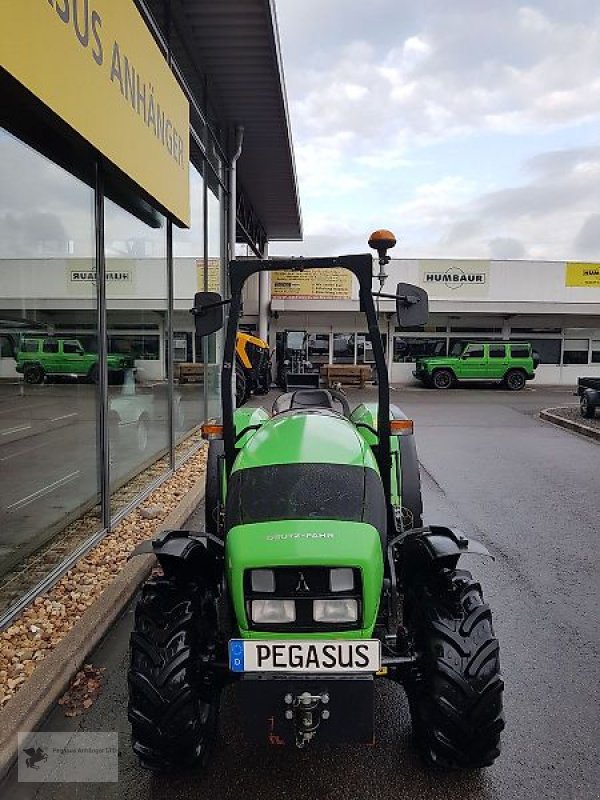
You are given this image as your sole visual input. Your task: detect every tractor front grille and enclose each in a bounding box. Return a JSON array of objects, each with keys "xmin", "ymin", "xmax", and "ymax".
[{"xmin": 244, "ymin": 566, "xmax": 363, "ymax": 633}]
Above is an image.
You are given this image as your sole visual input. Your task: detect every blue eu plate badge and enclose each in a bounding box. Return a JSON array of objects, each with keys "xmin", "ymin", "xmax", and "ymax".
[{"xmin": 229, "ymin": 639, "xmax": 245, "ymax": 672}]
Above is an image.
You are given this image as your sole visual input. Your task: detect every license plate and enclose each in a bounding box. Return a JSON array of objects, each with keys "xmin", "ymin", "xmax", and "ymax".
[{"xmin": 229, "ymin": 639, "xmax": 380, "ymax": 673}]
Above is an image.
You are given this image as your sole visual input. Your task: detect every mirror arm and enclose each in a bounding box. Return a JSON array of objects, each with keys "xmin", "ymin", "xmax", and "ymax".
[
  {"xmin": 372, "ymin": 291, "xmax": 422, "ymax": 305},
  {"xmin": 190, "ymin": 297, "xmax": 232, "ymax": 317}
]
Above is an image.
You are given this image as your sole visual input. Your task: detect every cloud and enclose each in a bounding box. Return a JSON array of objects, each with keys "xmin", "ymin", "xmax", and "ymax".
[
  {"xmin": 426, "ymin": 146, "xmax": 600, "ymax": 258},
  {"xmin": 573, "ymin": 214, "xmax": 600, "ymax": 258},
  {"xmin": 275, "ymin": 145, "xmax": 600, "ymax": 261},
  {"xmin": 274, "ymin": 1, "xmax": 600, "ymax": 260}
]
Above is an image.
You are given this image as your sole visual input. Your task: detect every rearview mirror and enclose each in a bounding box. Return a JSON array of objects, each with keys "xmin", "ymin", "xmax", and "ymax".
[
  {"xmin": 396, "ymin": 283, "xmax": 429, "ymax": 327},
  {"xmin": 192, "ymin": 292, "xmax": 223, "ymax": 337}
]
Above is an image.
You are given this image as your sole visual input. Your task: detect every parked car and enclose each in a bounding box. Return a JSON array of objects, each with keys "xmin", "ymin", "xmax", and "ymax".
[
  {"xmin": 15, "ymin": 337, "xmax": 134, "ymax": 384},
  {"xmin": 413, "ymin": 341, "xmax": 539, "ymax": 390},
  {"xmin": 577, "ymin": 377, "xmax": 600, "ymax": 418}
]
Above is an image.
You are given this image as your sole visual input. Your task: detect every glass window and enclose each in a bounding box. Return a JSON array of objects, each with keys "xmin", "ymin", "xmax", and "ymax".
[
  {"xmin": 531, "ymin": 339, "xmax": 561, "ymax": 365},
  {"xmin": 489, "ymin": 345, "xmax": 506, "ymax": 358},
  {"xmin": 465, "ymin": 346, "xmax": 484, "ymax": 358},
  {"xmin": 104, "ymin": 197, "xmax": 169, "ymax": 519},
  {"xmin": 173, "ymin": 164, "xmax": 206, "ymax": 455},
  {"xmin": 62, "ymin": 341, "xmax": 82, "ymax": 354},
  {"xmin": 592, "ymin": 341, "xmax": 600, "ymax": 363},
  {"xmin": 332, "ymin": 333, "xmax": 354, "ymax": 364},
  {"xmin": 393, "ymin": 336, "xmax": 446, "ymax": 363},
  {"xmin": 562, "ymin": 339, "xmax": 589, "ymax": 365},
  {"xmin": 43, "ymin": 339, "xmax": 59, "ymax": 353},
  {"xmin": 205, "ymin": 182, "xmax": 224, "ymax": 422},
  {"xmin": 0, "ymin": 128, "xmax": 99, "ymax": 616},
  {"xmin": 357, "ymin": 333, "xmax": 386, "ymax": 364},
  {"xmin": 0, "ymin": 334, "xmax": 14, "ymax": 357},
  {"xmin": 509, "ymin": 345, "xmax": 530, "ymax": 358},
  {"xmin": 307, "ymin": 334, "xmax": 329, "ymax": 364}
]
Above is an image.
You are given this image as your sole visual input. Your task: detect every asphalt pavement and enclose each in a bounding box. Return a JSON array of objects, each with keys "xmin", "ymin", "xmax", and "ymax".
[{"xmin": 3, "ymin": 386, "xmax": 599, "ymax": 800}]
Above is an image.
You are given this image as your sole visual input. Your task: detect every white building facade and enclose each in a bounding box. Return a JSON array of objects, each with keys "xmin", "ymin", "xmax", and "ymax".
[{"xmin": 267, "ymin": 258, "xmax": 600, "ymax": 386}]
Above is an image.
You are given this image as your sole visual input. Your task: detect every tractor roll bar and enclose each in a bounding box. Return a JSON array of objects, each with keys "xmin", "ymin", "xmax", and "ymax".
[{"xmin": 221, "ymin": 255, "xmax": 392, "ymax": 524}]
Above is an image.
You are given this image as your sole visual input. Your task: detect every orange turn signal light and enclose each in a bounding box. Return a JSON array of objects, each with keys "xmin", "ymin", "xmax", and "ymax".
[
  {"xmin": 201, "ymin": 423, "xmax": 223, "ymax": 440},
  {"xmin": 390, "ymin": 419, "xmax": 413, "ymax": 436}
]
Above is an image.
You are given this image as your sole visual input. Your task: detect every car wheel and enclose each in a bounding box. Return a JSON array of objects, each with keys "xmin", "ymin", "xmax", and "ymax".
[
  {"xmin": 580, "ymin": 395, "xmax": 595, "ymax": 419},
  {"xmin": 504, "ymin": 369, "xmax": 526, "ymax": 391},
  {"xmin": 431, "ymin": 369, "xmax": 454, "ymax": 390},
  {"xmin": 136, "ymin": 415, "xmax": 149, "ymax": 452},
  {"xmin": 24, "ymin": 365, "xmax": 44, "ymax": 384}
]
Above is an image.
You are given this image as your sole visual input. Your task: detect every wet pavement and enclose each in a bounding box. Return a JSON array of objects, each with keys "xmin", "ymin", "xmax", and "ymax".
[{"xmin": 3, "ymin": 386, "xmax": 599, "ymax": 800}]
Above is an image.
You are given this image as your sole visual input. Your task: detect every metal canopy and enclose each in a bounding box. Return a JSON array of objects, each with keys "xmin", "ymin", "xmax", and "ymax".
[{"xmin": 168, "ymin": 0, "xmax": 302, "ymax": 242}]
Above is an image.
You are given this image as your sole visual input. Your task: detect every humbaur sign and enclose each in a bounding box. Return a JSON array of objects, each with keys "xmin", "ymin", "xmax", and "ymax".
[{"xmin": 419, "ymin": 260, "xmax": 490, "ymax": 298}]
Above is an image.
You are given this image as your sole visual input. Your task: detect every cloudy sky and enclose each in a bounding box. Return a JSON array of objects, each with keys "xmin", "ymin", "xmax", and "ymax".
[{"xmin": 273, "ymin": 0, "xmax": 600, "ymax": 261}]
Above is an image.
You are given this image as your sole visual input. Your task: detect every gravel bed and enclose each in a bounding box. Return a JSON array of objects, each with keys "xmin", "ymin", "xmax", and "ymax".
[
  {"xmin": 0, "ymin": 444, "xmax": 207, "ymax": 709},
  {"xmin": 545, "ymin": 405, "xmax": 600, "ymax": 431}
]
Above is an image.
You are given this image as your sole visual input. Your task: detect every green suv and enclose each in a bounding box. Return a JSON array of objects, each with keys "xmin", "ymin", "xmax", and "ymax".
[
  {"xmin": 413, "ymin": 341, "xmax": 539, "ymax": 390},
  {"xmin": 15, "ymin": 337, "xmax": 134, "ymax": 384}
]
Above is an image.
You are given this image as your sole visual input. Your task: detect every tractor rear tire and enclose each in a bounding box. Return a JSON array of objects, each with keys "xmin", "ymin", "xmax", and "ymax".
[
  {"xmin": 128, "ymin": 577, "xmax": 220, "ymax": 772},
  {"xmin": 205, "ymin": 439, "xmax": 224, "ymax": 535},
  {"xmin": 404, "ymin": 568, "xmax": 504, "ymax": 769},
  {"xmin": 235, "ymin": 363, "xmax": 247, "ymax": 407}
]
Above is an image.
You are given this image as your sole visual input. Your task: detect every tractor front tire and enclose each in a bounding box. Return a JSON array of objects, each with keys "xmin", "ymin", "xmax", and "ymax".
[
  {"xmin": 128, "ymin": 576, "xmax": 220, "ymax": 772},
  {"xmin": 405, "ymin": 568, "xmax": 504, "ymax": 769}
]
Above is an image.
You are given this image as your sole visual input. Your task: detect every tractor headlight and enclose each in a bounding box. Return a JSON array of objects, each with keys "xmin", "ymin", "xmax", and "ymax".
[
  {"xmin": 250, "ymin": 569, "xmax": 275, "ymax": 592},
  {"xmin": 251, "ymin": 599, "xmax": 295, "ymax": 624},
  {"xmin": 313, "ymin": 599, "xmax": 358, "ymax": 623},
  {"xmin": 329, "ymin": 568, "xmax": 354, "ymax": 592}
]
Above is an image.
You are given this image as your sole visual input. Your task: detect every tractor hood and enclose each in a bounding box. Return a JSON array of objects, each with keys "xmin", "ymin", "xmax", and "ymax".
[
  {"xmin": 226, "ymin": 519, "xmax": 384, "ymax": 639},
  {"xmin": 232, "ymin": 410, "xmax": 379, "ymax": 471}
]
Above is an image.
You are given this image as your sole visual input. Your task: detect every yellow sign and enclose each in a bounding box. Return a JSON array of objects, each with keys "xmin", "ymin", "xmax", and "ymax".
[
  {"xmin": 271, "ymin": 269, "xmax": 352, "ymax": 299},
  {"xmin": 196, "ymin": 258, "xmax": 222, "ymax": 293},
  {"xmin": 0, "ymin": 0, "xmax": 190, "ymax": 225},
  {"xmin": 565, "ymin": 262, "xmax": 600, "ymax": 288}
]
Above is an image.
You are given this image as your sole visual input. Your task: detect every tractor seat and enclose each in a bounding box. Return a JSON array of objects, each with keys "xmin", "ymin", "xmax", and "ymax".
[{"xmin": 272, "ymin": 389, "xmax": 335, "ymax": 415}]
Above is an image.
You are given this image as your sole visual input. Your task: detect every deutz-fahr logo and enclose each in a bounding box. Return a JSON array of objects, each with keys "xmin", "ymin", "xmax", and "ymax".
[{"xmin": 424, "ymin": 265, "xmax": 486, "ymax": 290}]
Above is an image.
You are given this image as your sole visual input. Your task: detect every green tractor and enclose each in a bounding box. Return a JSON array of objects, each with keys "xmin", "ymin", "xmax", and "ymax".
[{"xmin": 128, "ymin": 237, "xmax": 504, "ymax": 770}]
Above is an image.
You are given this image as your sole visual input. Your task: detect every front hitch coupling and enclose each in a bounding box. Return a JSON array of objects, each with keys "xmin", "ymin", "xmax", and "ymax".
[{"xmin": 284, "ymin": 691, "xmax": 330, "ymax": 748}]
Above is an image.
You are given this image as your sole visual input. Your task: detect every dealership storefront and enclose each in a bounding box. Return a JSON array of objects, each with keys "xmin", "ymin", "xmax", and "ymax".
[
  {"xmin": 0, "ymin": 1, "xmax": 300, "ymax": 624},
  {"xmin": 267, "ymin": 258, "xmax": 600, "ymax": 385}
]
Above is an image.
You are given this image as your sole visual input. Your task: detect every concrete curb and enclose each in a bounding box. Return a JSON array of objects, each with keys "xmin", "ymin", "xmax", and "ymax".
[
  {"xmin": 0, "ymin": 478, "xmax": 205, "ymax": 782},
  {"xmin": 539, "ymin": 408, "xmax": 600, "ymax": 443}
]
